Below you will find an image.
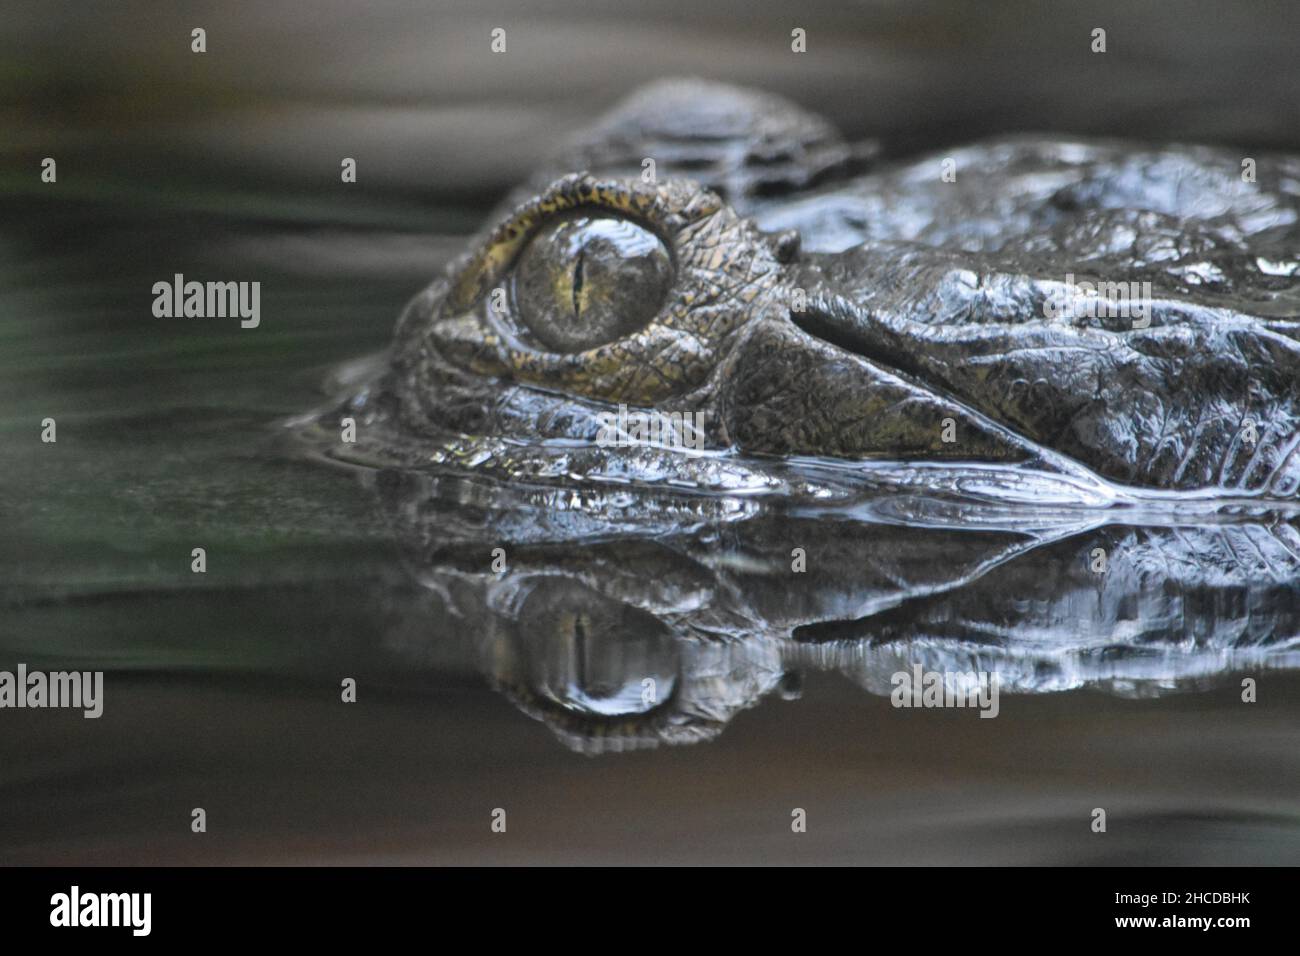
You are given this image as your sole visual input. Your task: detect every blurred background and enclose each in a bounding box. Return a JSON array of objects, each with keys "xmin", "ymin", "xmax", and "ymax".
[
  {"xmin": 2, "ymin": 1, "xmax": 1299, "ymax": 865},
  {"xmin": 6, "ymin": 0, "xmax": 1300, "ymax": 210}
]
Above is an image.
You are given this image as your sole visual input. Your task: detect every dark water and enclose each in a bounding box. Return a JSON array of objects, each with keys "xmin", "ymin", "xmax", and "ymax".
[
  {"xmin": 3, "ymin": 1, "xmax": 1300, "ymax": 865},
  {"xmin": 2, "ymin": 197, "xmax": 1297, "ymax": 865}
]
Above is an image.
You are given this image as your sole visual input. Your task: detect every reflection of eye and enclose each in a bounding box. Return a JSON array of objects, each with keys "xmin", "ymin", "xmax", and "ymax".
[
  {"xmin": 511, "ymin": 214, "xmax": 673, "ymax": 352},
  {"xmin": 522, "ymin": 600, "xmax": 678, "ymax": 718}
]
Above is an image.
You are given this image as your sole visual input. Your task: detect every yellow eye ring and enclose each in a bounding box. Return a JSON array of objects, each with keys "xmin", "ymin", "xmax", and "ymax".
[
  {"xmin": 425, "ymin": 173, "xmax": 782, "ymax": 405},
  {"xmin": 440, "ymin": 173, "xmax": 718, "ymax": 319}
]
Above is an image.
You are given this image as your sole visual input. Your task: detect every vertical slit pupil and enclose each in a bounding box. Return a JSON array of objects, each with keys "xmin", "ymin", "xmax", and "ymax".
[
  {"xmin": 512, "ymin": 215, "xmax": 671, "ymax": 352},
  {"xmin": 572, "ymin": 248, "xmax": 586, "ymax": 317}
]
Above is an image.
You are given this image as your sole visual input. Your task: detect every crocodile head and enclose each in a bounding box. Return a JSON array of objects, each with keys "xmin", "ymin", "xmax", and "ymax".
[
  {"xmin": 294, "ymin": 80, "xmax": 1300, "ymax": 750},
  {"xmin": 330, "ymin": 79, "xmax": 1300, "ymax": 505}
]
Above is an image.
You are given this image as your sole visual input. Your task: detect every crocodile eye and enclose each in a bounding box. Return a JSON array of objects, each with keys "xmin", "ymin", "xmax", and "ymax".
[{"xmin": 511, "ymin": 214, "xmax": 673, "ymax": 352}]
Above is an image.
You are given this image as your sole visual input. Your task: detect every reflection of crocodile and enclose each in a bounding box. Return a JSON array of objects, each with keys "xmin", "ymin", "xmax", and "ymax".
[
  {"xmin": 325, "ymin": 78, "xmax": 1300, "ymax": 500},
  {"xmin": 373, "ymin": 470, "xmax": 1300, "ymax": 754},
  {"xmin": 299, "ymin": 80, "xmax": 1300, "ymax": 752}
]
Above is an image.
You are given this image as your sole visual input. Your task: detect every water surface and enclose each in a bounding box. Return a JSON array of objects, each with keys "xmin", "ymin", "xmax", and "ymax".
[
  {"xmin": 4, "ymin": 0, "xmax": 1300, "ymax": 864},
  {"xmin": 2, "ymin": 194, "xmax": 1298, "ymax": 864}
]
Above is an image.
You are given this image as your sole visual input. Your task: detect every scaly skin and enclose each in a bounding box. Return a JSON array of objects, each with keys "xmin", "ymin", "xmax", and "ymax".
[
  {"xmin": 303, "ymin": 80, "xmax": 1300, "ymax": 750},
  {"xmin": 347, "ymin": 79, "xmax": 1300, "ymax": 500}
]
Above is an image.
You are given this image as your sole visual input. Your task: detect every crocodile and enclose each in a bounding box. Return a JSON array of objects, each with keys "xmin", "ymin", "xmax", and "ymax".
[
  {"xmin": 318, "ymin": 78, "xmax": 1300, "ymax": 506},
  {"xmin": 295, "ymin": 79, "xmax": 1300, "ymax": 750}
]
